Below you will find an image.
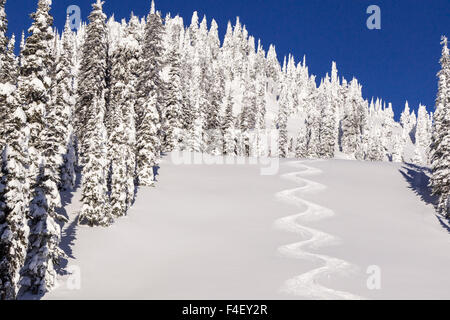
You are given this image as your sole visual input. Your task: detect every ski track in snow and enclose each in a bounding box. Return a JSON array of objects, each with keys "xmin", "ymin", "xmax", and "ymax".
[{"xmin": 275, "ymin": 160, "xmax": 363, "ymax": 300}]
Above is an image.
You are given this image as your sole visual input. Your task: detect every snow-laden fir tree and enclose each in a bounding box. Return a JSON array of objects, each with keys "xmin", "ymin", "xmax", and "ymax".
[
  {"xmin": 222, "ymin": 88, "xmax": 236, "ymax": 155},
  {"xmin": 189, "ymin": 102, "xmax": 206, "ymax": 153},
  {"xmin": 391, "ymin": 135, "xmax": 404, "ymax": 163},
  {"xmin": 79, "ymin": 95, "xmax": 112, "ymax": 226},
  {"xmin": 75, "ymin": 0, "xmax": 108, "ymax": 166},
  {"xmin": 340, "ymin": 79, "xmax": 368, "ymax": 159},
  {"xmin": 203, "ymin": 21, "xmax": 225, "ymax": 156},
  {"xmin": 19, "ymin": 157, "xmax": 66, "ymax": 295},
  {"xmin": 107, "ymin": 20, "xmax": 139, "ymax": 217},
  {"xmin": 20, "ymin": 13, "xmax": 76, "ymax": 294},
  {"xmin": 400, "ymin": 101, "xmax": 414, "ymax": 144},
  {"xmin": 430, "ymin": 36, "xmax": 450, "ymax": 217},
  {"xmin": 255, "ymin": 74, "xmax": 266, "ymax": 130},
  {"xmin": 318, "ymin": 76, "xmax": 337, "ymax": 158},
  {"xmin": 0, "ymin": 0, "xmax": 17, "ymax": 164},
  {"xmin": 54, "ymin": 17, "xmax": 77, "ymax": 190},
  {"xmin": 366, "ymin": 128, "xmax": 384, "ymax": 161},
  {"xmin": 135, "ymin": 1, "xmax": 162, "ymax": 186},
  {"xmin": 0, "ymin": 0, "xmax": 7, "ymax": 63},
  {"xmin": 305, "ymin": 91, "xmax": 321, "ymax": 158},
  {"xmin": 162, "ymin": 30, "xmax": 184, "ymax": 152},
  {"xmin": 204, "ymin": 61, "xmax": 225, "ymax": 156},
  {"xmin": 240, "ymin": 69, "xmax": 258, "ymax": 156},
  {"xmin": 415, "ymin": 104, "xmax": 432, "ymax": 163},
  {"xmin": 413, "ymin": 145, "xmax": 424, "ymax": 165},
  {"xmin": 0, "ymin": 105, "xmax": 30, "ymax": 300},
  {"xmin": 295, "ymin": 126, "xmax": 308, "ymax": 159},
  {"xmin": 277, "ymin": 82, "xmax": 289, "ymax": 158},
  {"xmin": 17, "ymin": 0, "xmax": 54, "ymax": 185},
  {"xmin": 0, "ymin": 0, "xmax": 7, "ymax": 279},
  {"xmin": 0, "ymin": 0, "xmax": 30, "ymax": 300}
]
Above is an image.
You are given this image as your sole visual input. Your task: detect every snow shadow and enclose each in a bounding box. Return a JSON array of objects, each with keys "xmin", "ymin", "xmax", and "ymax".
[
  {"xmin": 55, "ymin": 172, "xmax": 82, "ymax": 275},
  {"xmin": 399, "ymin": 163, "xmax": 450, "ymax": 233},
  {"xmin": 399, "ymin": 163, "xmax": 436, "ymax": 206}
]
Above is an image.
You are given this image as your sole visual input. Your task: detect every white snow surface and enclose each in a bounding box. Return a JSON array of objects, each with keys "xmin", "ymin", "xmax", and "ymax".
[{"xmin": 39, "ymin": 153, "xmax": 450, "ymax": 300}]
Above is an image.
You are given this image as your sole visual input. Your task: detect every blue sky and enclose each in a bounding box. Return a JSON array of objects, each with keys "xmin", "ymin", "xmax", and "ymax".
[{"xmin": 4, "ymin": 0, "xmax": 450, "ymax": 120}]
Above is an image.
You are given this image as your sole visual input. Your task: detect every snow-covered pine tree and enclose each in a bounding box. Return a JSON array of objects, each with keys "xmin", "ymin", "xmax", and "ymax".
[
  {"xmin": 430, "ymin": 36, "xmax": 450, "ymax": 217},
  {"xmin": 0, "ymin": 0, "xmax": 7, "ymax": 65},
  {"xmin": 400, "ymin": 101, "xmax": 416, "ymax": 144},
  {"xmin": 20, "ymin": 13, "xmax": 77, "ymax": 295},
  {"xmin": 255, "ymin": 74, "xmax": 267, "ymax": 130},
  {"xmin": 240, "ymin": 69, "xmax": 257, "ymax": 156},
  {"xmin": 179, "ymin": 30, "xmax": 194, "ymax": 140},
  {"xmin": 318, "ymin": 76, "xmax": 337, "ymax": 158},
  {"xmin": 391, "ymin": 135, "xmax": 404, "ymax": 163},
  {"xmin": 135, "ymin": 1, "xmax": 162, "ymax": 186},
  {"xmin": 162, "ymin": 33, "xmax": 184, "ymax": 152},
  {"xmin": 0, "ymin": 105, "xmax": 30, "ymax": 300},
  {"xmin": 221, "ymin": 21, "xmax": 234, "ymax": 80},
  {"xmin": 340, "ymin": 78, "xmax": 367, "ymax": 158},
  {"xmin": 17, "ymin": 0, "xmax": 54, "ymax": 185},
  {"xmin": 204, "ymin": 61, "xmax": 225, "ymax": 156},
  {"xmin": 366, "ymin": 128, "xmax": 384, "ymax": 161},
  {"xmin": 330, "ymin": 62, "xmax": 342, "ymax": 142},
  {"xmin": 266, "ymin": 44, "xmax": 280, "ymax": 88},
  {"xmin": 19, "ymin": 157, "xmax": 66, "ymax": 295},
  {"xmin": 0, "ymin": 0, "xmax": 30, "ymax": 300},
  {"xmin": 413, "ymin": 145, "xmax": 424, "ymax": 165},
  {"xmin": 222, "ymin": 88, "xmax": 236, "ymax": 155},
  {"xmin": 122, "ymin": 15, "xmax": 140, "ymax": 210},
  {"xmin": 0, "ymin": 0, "xmax": 16, "ymax": 166},
  {"xmin": 295, "ymin": 126, "xmax": 308, "ymax": 159},
  {"xmin": 189, "ymin": 102, "xmax": 206, "ymax": 153},
  {"xmin": 79, "ymin": 95, "xmax": 112, "ymax": 226},
  {"xmin": 276, "ymin": 80, "xmax": 289, "ymax": 158},
  {"xmin": 75, "ymin": 0, "xmax": 108, "ymax": 167},
  {"xmin": 107, "ymin": 20, "xmax": 139, "ymax": 217},
  {"xmin": 0, "ymin": 0, "xmax": 8, "ymax": 270},
  {"xmin": 305, "ymin": 87, "xmax": 321, "ymax": 158},
  {"xmin": 415, "ymin": 104, "xmax": 432, "ymax": 163},
  {"xmin": 186, "ymin": 40, "xmax": 207, "ymax": 154},
  {"xmin": 55, "ymin": 17, "xmax": 76, "ymax": 191}
]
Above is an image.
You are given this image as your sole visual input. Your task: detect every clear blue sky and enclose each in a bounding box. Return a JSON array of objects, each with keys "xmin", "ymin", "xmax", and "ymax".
[{"xmin": 5, "ymin": 0, "xmax": 450, "ymax": 120}]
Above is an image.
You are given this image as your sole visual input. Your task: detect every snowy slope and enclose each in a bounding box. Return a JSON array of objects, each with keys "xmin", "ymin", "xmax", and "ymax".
[{"xmin": 37, "ymin": 153, "xmax": 450, "ymax": 300}]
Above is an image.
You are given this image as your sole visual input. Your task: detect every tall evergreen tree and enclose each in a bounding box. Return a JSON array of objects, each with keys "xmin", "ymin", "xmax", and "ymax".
[
  {"xmin": 415, "ymin": 104, "xmax": 432, "ymax": 162},
  {"xmin": 430, "ymin": 36, "xmax": 450, "ymax": 217},
  {"xmin": 340, "ymin": 79, "xmax": 367, "ymax": 158},
  {"xmin": 18, "ymin": 0, "xmax": 68, "ymax": 296},
  {"xmin": 75, "ymin": 0, "xmax": 108, "ymax": 166},
  {"xmin": 17, "ymin": 0, "xmax": 54, "ymax": 185},
  {"xmin": 277, "ymin": 86, "xmax": 289, "ymax": 158},
  {"xmin": 0, "ymin": 0, "xmax": 30, "ymax": 300},
  {"xmin": 108, "ymin": 21, "xmax": 139, "ymax": 217},
  {"xmin": 162, "ymin": 35, "xmax": 183, "ymax": 152},
  {"xmin": 77, "ymin": 1, "xmax": 111, "ymax": 226},
  {"xmin": 318, "ymin": 77, "xmax": 337, "ymax": 158},
  {"xmin": 57, "ymin": 18, "xmax": 77, "ymax": 191},
  {"xmin": 222, "ymin": 88, "xmax": 236, "ymax": 155},
  {"xmin": 135, "ymin": 1, "xmax": 162, "ymax": 186},
  {"xmin": 0, "ymin": 106, "xmax": 30, "ymax": 300},
  {"xmin": 79, "ymin": 96, "xmax": 112, "ymax": 226},
  {"xmin": 295, "ymin": 126, "xmax": 308, "ymax": 159},
  {"xmin": 0, "ymin": 0, "xmax": 16, "ymax": 166}
]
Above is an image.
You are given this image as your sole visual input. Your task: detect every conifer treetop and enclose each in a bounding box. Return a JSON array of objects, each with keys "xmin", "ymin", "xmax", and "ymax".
[
  {"xmin": 150, "ymin": 0, "xmax": 156, "ymax": 15},
  {"xmin": 441, "ymin": 35, "xmax": 448, "ymax": 50},
  {"xmin": 0, "ymin": 0, "xmax": 7, "ymax": 54}
]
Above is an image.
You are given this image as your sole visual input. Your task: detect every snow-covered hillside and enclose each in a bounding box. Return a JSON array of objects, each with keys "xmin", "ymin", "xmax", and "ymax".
[
  {"xmin": 1, "ymin": 0, "xmax": 449, "ymax": 300},
  {"xmin": 35, "ymin": 153, "xmax": 450, "ymax": 300}
]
